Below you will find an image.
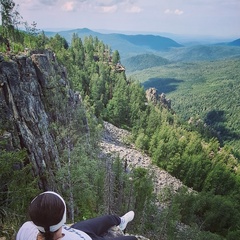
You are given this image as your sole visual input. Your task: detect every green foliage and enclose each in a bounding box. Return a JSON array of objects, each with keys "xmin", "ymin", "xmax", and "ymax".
[
  {"xmin": 174, "ymin": 190, "xmax": 240, "ymax": 237},
  {"xmin": 0, "ymin": 0, "xmax": 21, "ymax": 39},
  {"xmin": 135, "ymin": 131, "xmax": 149, "ymax": 151},
  {"xmin": 110, "ymin": 158, "xmax": 157, "ymax": 237},
  {"xmin": 124, "ymin": 53, "xmax": 170, "ymax": 73},
  {"xmin": 44, "ymin": 70, "xmax": 104, "ymax": 222},
  {"xmin": 0, "ymin": 140, "xmax": 39, "ymax": 238},
  {"xmin": 106, "ymin": 77, "xmax": 129, "ymax": 126},
  {"xmin": 130, "ymin": 96, "xmax": 240, "ymax": 238},
  {"xmin": 1, "ymin": 8, "xmax": 240, "ymax": 239},
  {"xmin": 112, "ymin": 50, "xmax": 120, "ymax": 65},
  {"xmin": 57, "ymin": 139, "xmax": 105, "ymax": 221},
  {"xmin": 160, "ymin": 45, "xmax": 240, "ymax": 62},
  {"xmin": 106, "ymin": 155, "xmax": 135, "ymax": 216},
  {"xmin": 132, "ymin": 168, "xmax": 154, "ymax": 221},
  {"xmin": 146, "ymin": 117, "xmax": 239, "ymax": 195},
  {"xmin": 132, "ymin": 58, "xmax": 240, "ymax": 148},
  {"xmin": 139, "ymin": 186, "xmax": 226, "ymax": 240},
  {"xmin": 47, "ymin": 33, "xmax": 69, "ymax": 52},
  {"xmin": 40, "ymin": 34, "xmax": 240, "ymax": 238}
]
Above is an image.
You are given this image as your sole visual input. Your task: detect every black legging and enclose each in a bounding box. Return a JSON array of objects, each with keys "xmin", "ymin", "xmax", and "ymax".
[{"xmin": 71, "ymin": 215, "xmax": 137, "ymax": 240}]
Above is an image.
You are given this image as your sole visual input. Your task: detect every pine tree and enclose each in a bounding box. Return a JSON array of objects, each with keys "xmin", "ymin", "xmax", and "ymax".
[
  {"xmin": 0, "ymin": 0, "xmax": 21, "ymax": 39},
  {"xmin": 112, "ymin": 50, "xmax": 120, "ymax": 65}
]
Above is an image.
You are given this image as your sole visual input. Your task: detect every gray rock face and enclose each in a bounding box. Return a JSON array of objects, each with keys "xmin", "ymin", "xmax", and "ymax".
[
  {"xmin": 145, "ymin": 88, "xmax": 171, "ymax": 109},
  {"xmin": 0, "ymin": 50, "xmax": 77, "ymax": 189},
  {"xmin": 106, "ymin": 226, "xmax": 149, "ymax": 240}
]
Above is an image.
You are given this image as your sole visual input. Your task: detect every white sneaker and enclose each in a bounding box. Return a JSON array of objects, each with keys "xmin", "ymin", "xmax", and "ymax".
[{"xmin": 119, "ymin": 211, "xmax": 135, "ymax": 230}]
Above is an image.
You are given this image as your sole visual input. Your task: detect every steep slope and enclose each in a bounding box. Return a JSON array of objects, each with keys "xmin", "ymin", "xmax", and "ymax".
[
  {"xmin": 0, "ymin": 50, "xmax": 86, "ymax": 189},
  {"xmin": 0, "ymin": 50, "xmax": 151, "ymax": 240},
  {"xmin": 100, "ymin": 121, "xmax": 184, "ymax": 196}
]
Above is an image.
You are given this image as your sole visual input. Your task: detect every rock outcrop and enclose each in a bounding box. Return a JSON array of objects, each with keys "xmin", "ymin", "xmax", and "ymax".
[
  {"xmin": 145, "ymin": 88, "xmax": 171, "ymax": 109},
  {"xmin": 0, "ymin": 50, "xmax": 83, "ymax": 190},
  {"xmin": 106, "ymin": 226, "xmax": 149, "ymax": 240}
]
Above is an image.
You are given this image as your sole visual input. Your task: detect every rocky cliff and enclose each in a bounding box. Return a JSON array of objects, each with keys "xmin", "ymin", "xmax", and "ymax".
[
  {"xmin": 0, "ymin": 50, "xmax": 84, "ymax": 190},
  {"xmin": 0, "ymin": 50, "xmax": 185, "ymax": 240}
]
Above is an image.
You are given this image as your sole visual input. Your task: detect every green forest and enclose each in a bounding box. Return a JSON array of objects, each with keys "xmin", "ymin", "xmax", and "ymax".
[
  {"xmin": 130, "ymin": 57, "xmax": 240, "ymax": 149},
  {"xmin": 1, "ymin": 1, "xmax": 240, "ymax": 239}
]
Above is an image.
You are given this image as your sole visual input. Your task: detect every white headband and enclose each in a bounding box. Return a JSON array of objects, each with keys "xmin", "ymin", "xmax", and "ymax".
[{"xmin": 31, "ymin": 191, "xmax": 66, "ymax": 232}]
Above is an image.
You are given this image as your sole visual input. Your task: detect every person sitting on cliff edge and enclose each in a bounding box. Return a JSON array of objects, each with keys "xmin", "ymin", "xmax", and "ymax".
[{"xmin": 16, "ymin": 191, "xmax": 137, "ymax": 240}]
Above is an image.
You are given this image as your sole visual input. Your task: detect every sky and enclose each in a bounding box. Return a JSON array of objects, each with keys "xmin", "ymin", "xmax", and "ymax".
[{"xmin": 14, "ymin": 0, "xmax": 240, "ymax": 38}]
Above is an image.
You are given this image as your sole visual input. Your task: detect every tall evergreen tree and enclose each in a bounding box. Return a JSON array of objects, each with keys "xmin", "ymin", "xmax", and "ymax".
[
  {"xmin": 112, "ymin": 50, "xmax": 120, "ymax": 65},
  {"xmin": 106, "ymin": 77, "xmax": 129, "ymax": 127},
  {"xmin": 0, "ymin": 0, "xmax": 21, "ymax": 39}
]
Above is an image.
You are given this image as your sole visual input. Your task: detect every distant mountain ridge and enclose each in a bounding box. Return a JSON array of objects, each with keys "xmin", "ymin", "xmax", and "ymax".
[
  {"xmin": 228, "ymin": 38, "xmax": 240, "ymax": 46},
  {"xmin": 45, "ymin": 28, "xmax": 183, "ymax": 59},
  {"xmin": 117, "ymin": 33, "xmax": 182, "ymax": 51},
  {"xmin": 45, "ymin": 28, "xmax": 240, "ymax": 62},
  {"xmin": 159, "ymin": 45, "xmax": 240, "ymax": 62},
  {"xmin": 214, "ymin": 38, "xmax": 240, "ymax": 47}
]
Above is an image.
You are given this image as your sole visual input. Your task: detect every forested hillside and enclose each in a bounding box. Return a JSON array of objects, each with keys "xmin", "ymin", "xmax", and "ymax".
[
  {"xmin": 1, "ymin": 1, "xmax": 240, "ymax": 240},
  {"xmin": 130, "ymin": 58, "xmax": 240, "ymax": 148},
  {"xmin": 123, "ymin": 53, "xmax": 170, "ymax": 73},
  {"xmin": 159, "ymin": 45, "xmax": 240, "ymax": 62}
]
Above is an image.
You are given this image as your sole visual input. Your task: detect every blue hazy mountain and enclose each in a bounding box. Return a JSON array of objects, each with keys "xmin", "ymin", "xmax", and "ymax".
[
  {"xmin": 45, "ymin": 28, "xmax": 183, "ymax": 59},
  {"xmin": 228, "ymin": 38, "xmax": 240, "ymax": 46},
  {"xmin": 45, "ymin": 28, "xmax": 240, "ymax": 62}
]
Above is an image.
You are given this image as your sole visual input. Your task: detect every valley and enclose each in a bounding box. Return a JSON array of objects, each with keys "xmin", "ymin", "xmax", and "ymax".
[
  {"xmin": 1, "ymin": 20, "xmax": 240, "ymax": 238},
  {"xmin": 129, "ymin": 57, "xmax": 240, "ymax": 148}
]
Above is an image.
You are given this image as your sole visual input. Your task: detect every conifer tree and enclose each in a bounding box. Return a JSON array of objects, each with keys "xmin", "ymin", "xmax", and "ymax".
[
  {"xmin": 112, "ymin": 50, "xmax": 120, "ymax": 65},
  {"xmin": 0, "ymin": 0, "xmax": 21, "ymax": 39}
]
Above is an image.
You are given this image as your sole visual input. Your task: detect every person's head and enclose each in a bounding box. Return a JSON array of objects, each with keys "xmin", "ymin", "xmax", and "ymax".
[{"xmin": 29, "ymin": 191, "xmax": 66, "ymax": 240}]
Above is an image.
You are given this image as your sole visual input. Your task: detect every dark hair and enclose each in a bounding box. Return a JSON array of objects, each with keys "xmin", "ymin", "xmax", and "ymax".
[{"xmin": 29, "ymin": 193, "xmax": 65, "ymax": 240}]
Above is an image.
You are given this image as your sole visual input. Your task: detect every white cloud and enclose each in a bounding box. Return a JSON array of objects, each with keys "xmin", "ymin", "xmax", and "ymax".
[
  {"xmin": 126, "ymin": 5, "xmax": 142, "ymax": 13},
  {"xmin": 16, "ymin": 0, "xmax": 143, "ymax": 14},
  {"xmin": 100, "ymin": 5, "xmax": 118, "ymax": 13},
  {"xmin": 61, "ymin": 1, "xmax": 76, "ymax": 11},
  {"xmin": 174, "ymin": 9, "xmax": 184, "ymax": 15},
  {"xmin": 164, "ymin": 9, "xmax": 171, "ymax": 14},
  {"xmin": 164, "ymin": 8, "xmax": 184, "ymax": 15},
  {"xmin": 14, "ymin": 0, "xmax": 240, "ymax": 37},
  {"xmin": 93, "ymin": 0, "xmax": 142, "ymax": 14}
]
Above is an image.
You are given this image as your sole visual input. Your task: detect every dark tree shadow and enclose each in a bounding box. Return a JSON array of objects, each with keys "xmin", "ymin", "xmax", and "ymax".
[
  {"xmin": 205, "ymin": 110, "xmax": 226, "ymax": 125},
  {"xmin": 142, "ymin": 78, "xmax": 184, "ymax": 94},
  {"xmin": 204, "ymin": 110, "xmax": 240, "ymax": 143}
]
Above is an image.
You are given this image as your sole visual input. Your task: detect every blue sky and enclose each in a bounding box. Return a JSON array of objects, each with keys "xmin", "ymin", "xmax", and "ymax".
[{"xmin": 15, "ymin": 0, "xmax": 240, "ymax": 38}]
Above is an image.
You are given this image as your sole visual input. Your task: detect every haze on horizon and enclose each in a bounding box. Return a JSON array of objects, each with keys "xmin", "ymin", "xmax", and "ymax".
[{"xmin": 15, "ymin": 0, "xmax": 240, "ymax": 39}]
